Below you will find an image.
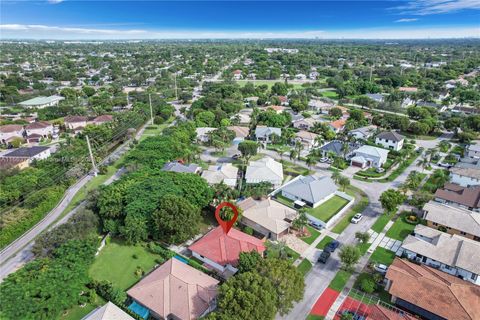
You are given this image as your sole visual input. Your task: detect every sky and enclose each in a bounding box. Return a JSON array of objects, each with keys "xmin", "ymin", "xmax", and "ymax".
[{"xmin": 0, "ymin": 0, "xmax": 479, "ymax": 39}]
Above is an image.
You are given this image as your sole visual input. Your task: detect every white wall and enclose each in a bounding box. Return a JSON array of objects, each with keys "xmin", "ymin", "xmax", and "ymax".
[
  {"xmin": 450, "ymin": 173, "xmax": 480, "ymax": 187},
  {"xmin": 375, "ymin": 137, "xmax": 403, "ymax": 151}
]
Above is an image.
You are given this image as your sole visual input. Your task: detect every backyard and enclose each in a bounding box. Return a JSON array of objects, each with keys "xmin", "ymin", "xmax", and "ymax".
[
  {"xmin": 301, "ymin": 225, "xmax": 321, "ymax": 245},
  {"xmin": 89, "ymin": 240, "xmax": 161, "ymax": 290},
  {"xmin": 369, "ymin": 247, "xmax": 396, "ymax": 266},
  {"xmin": 385, "ymin": 212, "xmax": 418, "ymax": 241},
  {"xmin": 307, "ymin": 195, "xmax": 350, "ymax": 222}
]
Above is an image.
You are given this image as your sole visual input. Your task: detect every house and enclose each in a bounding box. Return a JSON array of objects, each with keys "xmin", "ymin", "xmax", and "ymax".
[
  {"xmin": 239, "ymin": 197, "xmax": 297, "ymax": 240},
  {"xmin": 277, "ymin": 95, "xmax": 288, "ymax": 105},
  {"xmin": 18, "ymin": 95, "xmax": 64, "ymax": 109},
  {"xmin": 397, "ymin": 225, "xmax": 480, "ymax": 285},
  {"xmin": 254, "ymin": 126, "xmax": 281, "ymax": 144},
  {"xmin": 450, "ymin": 167, "xmax": 480, "ymax": 187},
  {"xmin": 351, "ymin": 145, "xmax": 389, "ymax": 169},
  {"xmin": 64, "ymin": 115, "xmax": 88, "ymax": 131},
  {"xmin": 294, "ymin": 130, "xmax": 318, "ymax": 150},
  {"xmin": 319, "ymin": 140, "xmax": 344, "ymax": 157},
  {"xmin": 2, "ymin": 146, "xmax": 51, "ymax": 163},
  {"xmin": 195, "ymin": 127, "xmax": 216, "ymax": 143},
  {"xmin": 201, "ymin": 163, "xmax": 238, "ymax": 187},
  {"xmin": 399, "ymin": 87, "xmax": 418, "ymax": 93},
  {"xmin": 348, "ymin": 125, "xmax": 377, "ymax": 141},
  {"xmin": 25, "ymin": 121, "xmax": 53, "ymax": 139},
  {"xmin": 422, "ymin": 201, "xmax": 480, "ymax": 241},
  {"xmin": 127, "ymin": 258, "xmax": 219, "ymax": 320},
  {"xmin": 434, "ymin": 183, "xmax": 480, "ymax": 212},
  {"xmin": 0, "ymin": 157, "xmax": 29, "ymax": 170},
  {"xmin": 268, "ymin": 105, "xmax": 286, "ymax": 114},
  {"xmin": 227, "ymin": 126, "xmax": 249, "ymax": 145},
  {"xmin": 232, "ymin": 112, "xmax": 251, "ymax": 125},
  {"xmin": 292, "ymin": 117, "xmax": 319, "ymax": 131},
  {"xmin": 233, "ymin": 69, "xmax": 243, "ymax": 80},
  {"xmin": 365, "ymin": 93, "xmax": 384, "ymax": 103},
  {"xmin": 189, "ymin": 226, "xmax": 265, "ymax": 274},
  {"xmin": 278, "ymin": 175, "xmax": 337, "ymax": 208},
  {"xmin": 0, "ymin": 124, "xmax": 24, "ymax": 144},
  {"xmin": 466, "ymin": 142, "xmax": 480, "ymax": 159},
  {"xmin": 245, "ymin": 157, "xmax": 283, "ymax": 188},
  {"xmin": 375, "ymin": 131, "xmax": 405, "ymax": 151},
  {"xmin": 92, "ymin": 115, "xmax": 114, "ymax": 125},
  {"xmin": 385, "ymin": 258, "xmax": 480, "ymax": 320},
  {"xmin": 82, "ymin": 302, "xmax": 134, "ymax": 320},
  {"xmin": 328, "ymin": 119, "xmax": 346, "ymax": 133},
  {"xmin": 162, "ymin": 161, "xmax": 202, "ymax": 174}
]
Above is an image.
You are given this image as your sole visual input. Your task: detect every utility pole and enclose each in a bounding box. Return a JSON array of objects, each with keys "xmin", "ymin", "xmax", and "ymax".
[
  {"xmin": 149, "ymin": 93, "xmax": 154, "ymax": 125},
  {"xmin": 86, "ymin": 135, "xmax": 98, "ymax": 176},
  {"xmin": 174, "ymin": 73, "xmax": 178, "ymax": 101}
]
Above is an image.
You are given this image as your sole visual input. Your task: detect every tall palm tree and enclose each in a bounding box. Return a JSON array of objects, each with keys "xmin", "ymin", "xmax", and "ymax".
[
  {"xmin": 331, "ymin": 170, "xmax": 341, "ymax": 184},
  {"xmin": 305, "ymin": 156, "xmax": 317, "ymax": 169},
  {"xmin": 417, "ymin": 157, "xmax": 430, "ymax": 172},
  {"xmin": 289, "ymin": 149, "xmax": 298, "ymax": 163}
]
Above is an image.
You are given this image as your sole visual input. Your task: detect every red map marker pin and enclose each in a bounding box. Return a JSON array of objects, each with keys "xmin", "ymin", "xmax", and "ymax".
[{"xmin": 215, "ymin": 202, "xmax": 239, "ymax": 235}]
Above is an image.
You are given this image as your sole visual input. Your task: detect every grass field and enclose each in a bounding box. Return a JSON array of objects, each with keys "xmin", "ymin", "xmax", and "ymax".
[
  {"xmin": 89, "ymin": 240, "xmax": 160, "ymax": 290},
  {"xmin": 371, "ymin": 211, "xmax": 395, "ymax": 233},
  {"xmin": 235, "ymin": 80, "xmax": 307, "ymax": 89},
  {"xmin": 331, "ymin": 192, "xmax": 369, "ymax": 234},
  {"xmin": 301, "ymin": 225, "xmax": 321, "ymax": 245},
  {"xmin": 328, "ymin": 270, "xmax": 352, "ymax": 292},
  {"xmin": 385, "ymin": 212, "xmax": 417, "ymax": 240},
  {"xmin": 321, "ymin": 91, "xmax": 339, "ymax": 99},
  {"xmin": 297, "ymin": 259, "xmax": 313, "ymax": 276},
  {"xmin": 316, "ymin": 235, "xmax": 335, "ymax": 250},
  {"xmin": 307, "ymin": 196, "xmax": 350, "ymax": 222},
  {"xmin": 369, "ymin": 247, "xmax": 396, "ymax": 265},
  {"xmin": 60, "ymin": 296, "xmax": 106, "ymax": 320}
]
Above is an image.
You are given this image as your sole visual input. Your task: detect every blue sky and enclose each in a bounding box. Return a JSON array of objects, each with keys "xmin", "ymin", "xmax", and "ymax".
[{"xmin": 1, "ymin": 1, "xmax": 479, "ymax": 39}]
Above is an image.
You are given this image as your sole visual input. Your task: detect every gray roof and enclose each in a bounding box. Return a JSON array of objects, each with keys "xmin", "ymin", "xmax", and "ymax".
[
  {"xmin": 377, "ymin": 131, "xmax": 404, "ymax": 142},
  {"xmin": 162, "ymin": 161, "xmax": 201, "ymax": 174},
  {"xmin": 280, "ymin": 175, "xmax": 337, "ymax": 204},
  {"xmin": 365, "ymin": 93, "xmax": 384, "ymax": 102},
  {"xmin": 255, "ymin": 126, "xmax": 281, "ymax": 138},
  {"xmin": 451, "ymin": 167, "xmax": 480, "ymax": 180},
  {"xmin": 3, "ymin": 146, "xmax": 49, "ymax": 158},
  {"xmin": 19, "ymin": 95, "xmax": 64, "ymax": 106},
  {"xmin": 82, "ymin": 302, "xmax": 134, "ymax": 320},
  {"xmin": 402, "ymin": 225, "xmax": 480, "ymax": 275},
  {"xmin": 423, "ymin": 201, "xmax": 480, "ymax": 237},
  {"xmin": 320, "ymin": 140, "xmax": 343, "ymax": 155},
  {"xmin": 349, "ymin": 125, "xmax": 377, "ymax": 138}
]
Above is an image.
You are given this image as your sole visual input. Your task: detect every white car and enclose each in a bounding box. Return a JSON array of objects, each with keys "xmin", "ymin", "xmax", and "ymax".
[
  {"xmin": 374, "ymin": 263, "xmax": 388, "ymax": 274},
  {"xmin": 351, "ymin": 213, "xmax": 363, "ymax": 224}
]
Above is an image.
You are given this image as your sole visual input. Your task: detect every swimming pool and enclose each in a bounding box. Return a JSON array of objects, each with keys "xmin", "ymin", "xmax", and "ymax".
[{"xmin": 128, "ymin": 301, "xmax": 150, "ymax": 319}]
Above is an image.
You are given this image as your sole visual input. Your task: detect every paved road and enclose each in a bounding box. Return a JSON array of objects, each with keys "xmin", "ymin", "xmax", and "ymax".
[{"xmin": 0, "ymin": 124, "xmax": 148, "ymax": 281}]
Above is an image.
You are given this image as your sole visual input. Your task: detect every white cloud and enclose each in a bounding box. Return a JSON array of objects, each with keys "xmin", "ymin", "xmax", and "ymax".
[
  {"xmin": 392, "ymin": 0, "xmax": 480, "ymax": 15},
  {"xmin": 395, "ymin": 18, "xmax": 419, "ymax": 23},
  {"xmin": 47, "ymin": 0, "xmax": 64, "ymax": 4},
  {"xmin": 0, "ymin": 24, "xmax": 479, "ymax": 40}
]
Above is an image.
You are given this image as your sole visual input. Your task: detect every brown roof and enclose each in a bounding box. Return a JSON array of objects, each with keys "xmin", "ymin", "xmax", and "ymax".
[
  {"xmin": 367, "ymin": 305, "xmax": 416, "ymax": 320},
  {"xmin": 93, "ymin": 115, "xmax": 113, "ymax": 123},
  {"xmin": 435, "ymin": 183, "xmax": 480, "ymax": 208},
  {"xmin": 64, "ymin": 115, "xmax": 88, "ymax": 123},
  {"xmin": 329, "ymin": 119, "xmax": 346, "ymax": 129},
  {"xmin": 0, "ymin": 157, "xmax": 27, "ymax": 170},
  {"xmin": 127, "ymin": 258, "xmax": 218, "ymax": 320},
  {"xmin": 0, "ymin": 124, "xmax": 23, "ymax": 133},
  {"xmin": 385, "ymin": 258, "xmax": 480, "ymax": 320},
  {"xmin": 26, "ymin": 121, "xmax": 52, "ymax": 130}
]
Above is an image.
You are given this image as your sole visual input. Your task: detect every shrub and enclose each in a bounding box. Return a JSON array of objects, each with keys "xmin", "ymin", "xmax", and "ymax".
[
  {"xmin": 89, "ymin": 280, "xmax": 127, "ymax": 306},
  {"xmin": 147, "ymin": 242, "xmax": 175, "ymax": 260},
  {"xmin": 132, "ymin": 254, "xmax": 138, "ymax": 259},
  {"xmin": 243, "ymin": 226, "xmax": 254, "ymax": 235},
  {"xmin": 360, "ymin": 277, "xmax": 376, "ymax": 293}
]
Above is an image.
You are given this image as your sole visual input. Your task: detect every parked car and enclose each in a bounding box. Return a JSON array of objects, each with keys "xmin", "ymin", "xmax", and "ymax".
[
  {"xmin": 351, "ymin": 213, "xmax": 363, "ymax": 224},
  {"xmin": 320, "ymin": 157, "xmax": 328, "ymax": 163},
  {"xmin": 438, "ymin": 162, "xmax": 453, "ymax": 168},
  {"xmin": 374, "ymin": 263, "xmax": 388, "ymax": 274},
  {"xmin": 376, "ymin": 167, "xmax": 385, "ymax": 173},
  {"xmin": 309, "ymin": 221, "xmax": 323, "ymax": 230},
  {"xmin": 325, "ymin": 240, "xmax": 340, "ymax": 253},
  {"xmin": 232, "ymin": 154, "xmax": 241, "ymax": 160},
  {"xmin": 318, "ymin": 251, "xmax": 331, "ymax": 263}
]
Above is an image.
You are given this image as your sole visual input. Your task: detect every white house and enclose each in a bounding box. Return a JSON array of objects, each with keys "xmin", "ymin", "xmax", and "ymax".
[
  {"xmin": 351, "ymin": 145, "xmax": 389, "ymax": 169},
  {"xmin": 398, "ymin": 225, "xmax": 480, "ymax": 285},
  {"xmin": 349, "ymin": 125, "xmax": 377, "ymax": 141},
  {"xmin": 25, "ymin": 121, "xmax": 54, "ymax": 138},
  {"xmin": 292, "ymin": 118, "xmax": 319, "ymax": 131},
  {"xmin": 294, "ymin": 130, "xmax": 319, "ymax": 150},
  {"xmin": 2, "ymin": 146, "xmax": 51, "ymax": 163},
  {"xmin": 195, "ymin": 127, "xmax": 216, "ymax": 143},
  {"xmin": 254, "ymin": 126, "xmax": 281, "ymax": 144},
  {"xmin": 278, "ymin": 175, "xmax": 337, "ymax": 208},
  {"xmin": 0, "ymin": 124, "xmax": 24, "ymax": 144},
  {"xmin": 19, "ymin": 95, "xmax": 64, "ymax": 109},
  {"xmin": 201, "ymin": 163, "xmax": 238, "ymax": 188},
  {"xmin": 64, "ymin": 116, "xmax": 88, "ymax": 130},
  {"xmin": 245, "ymin": 157, "xmax": 283, "ymax": 188},
  {"xmin": 375, "ymin": 131, "xmax": 405, "ymax": 151},
  {"xmin": 467, "ymin": 143, "xmax": 480, "ymax": 159},
  {"xmin": 450, "ymin": 167, "xmax": 480, "ymax": 187}
]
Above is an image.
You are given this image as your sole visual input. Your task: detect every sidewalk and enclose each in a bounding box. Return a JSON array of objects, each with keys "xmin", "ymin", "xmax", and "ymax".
[{"xmin": 293, "ymin": 229, "xmax": 339, "ymax": 267}]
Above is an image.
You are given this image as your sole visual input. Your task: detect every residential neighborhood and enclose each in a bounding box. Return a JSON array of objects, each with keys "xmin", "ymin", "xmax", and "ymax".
[{"xmin": 1, "ymin": 5, "xmax": 480, "ymax": 320}]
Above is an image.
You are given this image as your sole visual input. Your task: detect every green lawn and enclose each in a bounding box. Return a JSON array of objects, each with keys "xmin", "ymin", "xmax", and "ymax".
[
  {"xmin": 301, "ymin": 226, "xmax": 321, "ymax": 245},
  {"xmin": 331, "ymin": 194, "xmax": 369, "ymax": 234},
  {"xmin": 316, "ymin": 236, "xmax": 335, "ymax": 250},
  {"xmin": 371, "ymin": 211, "xmax": 395, "ymax": 233},
  {"xmin": 307, "ymin": 196, "xmax": 350, "ymax": 222},
  {"xmin": 328, "ymin": 270, "xmax": 352, "ymax": 292},
  {"xmin": 285, "ymin": 246, "xmax": 301, "ymax": 263},
  {"xmin": 369, "ymin": 247, "xmax": 396, "ymax": 266},
  {"xmin": 321, "ymin": 91, "xmax": 339, "ymax": 99},
  {"xmin": 274, "ymin": 194, "xmax": 295, "ymax": 207},
  {"xmin": 60, "ymin": 296, "xmax": 106, "ymax": 320},
  {"xmin": 385, "ymin": 212, "xmax": 417, "ymax": 240},
  {"xmin": 89, "ymin": 240, "xmax": 161, "ymax": 290},
  {"xmin": 297, "ymin": 259, "xmax": 313, "ymax": 276},
  {"xmin": 306, "ymin": 315, "xmax": 325, "ymax": 320}
]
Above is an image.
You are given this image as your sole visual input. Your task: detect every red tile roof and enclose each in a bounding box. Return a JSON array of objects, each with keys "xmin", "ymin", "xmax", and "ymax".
[
  {"xmin": 26, "ymin": 121, "xmax": 51, "ymax": 130},
  {"xmin": 329, "ymin": 119, "xmax": 346, "ymax": 129},
  {"xmin": 189, "ymin": 226, "xmax": 266, "ymax": 267},
  {"xmin": 93, "ymin": 115, "xmax": 114, "ymax": 123},
  {"xmin": 385, "ymin": 258, "xmax": 480, "ymax": 320},
  {"xmin": 64, "ymin": 115, "xmax": 88, "ymax": 123},
  {"xmin": 127, "ymin": 258, "xmax": 219, "ymax": 320}
]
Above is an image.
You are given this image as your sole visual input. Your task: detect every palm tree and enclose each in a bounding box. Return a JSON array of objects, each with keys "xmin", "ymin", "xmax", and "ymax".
[
  {"xmin": 331, "ymin": 170, "xmax": 341, "ymax": 184},
  {"xmin": 305, "ymin": 156, "xmax": 317, "ymax": 169},
  {"xmin": 338, "ymin": 176, "xmax": 350, "ymax": 192},
  {"xmin": 399, "ymin": 183, "xmax": 410, "ymax": 196},
  {"xmin": 315, "ymin": 135, "xmax": 324, "ymax": 148},
  {"xmin": 289, "ymin": 149, "xmax": 298, "ymax": 163},
  {"xmin": 417, "ymin": 157, "xmax": 430, "ymax": 172}
]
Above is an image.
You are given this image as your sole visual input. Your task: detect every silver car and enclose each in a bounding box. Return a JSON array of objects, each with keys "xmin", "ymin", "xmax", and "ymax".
[{"xmin": 351, "ymin": 213, "xmax": 363, "ymax": 224}]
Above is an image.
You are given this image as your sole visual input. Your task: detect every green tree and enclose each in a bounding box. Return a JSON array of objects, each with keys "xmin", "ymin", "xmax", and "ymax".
[
  {"xmin": 237, "ymin": 251, "xmax": 262, "ymax": 273},
  {"xmin": 338, "ymin": 175, "xmax": 350, "ymax": 192},
  {"xmin": 238, "ymin": 140, "xmax": 258, "ymax": 162},
  {"xmin": 339, "ymin": 245, "xmax": 361, "ymax": 271},
  {"xmin": 151, "ymin": 194, "xmax": 201, "ymax": 244},
  {"xmin": 292, "ymin": 210, "xmax": 309, "ymax": 232},
  {"xmin": 355, "ymin": 231, "xmax": 370, "ymax": 244},
  {"xmin": 379, "ymin": 189, "xmax": 405, "ymax": 213},
  {"xmin": 329, "ymin": 107, "xmax": 343, "ymax": 120}
]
